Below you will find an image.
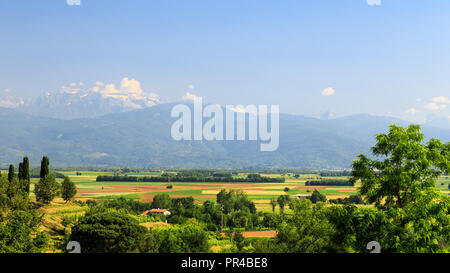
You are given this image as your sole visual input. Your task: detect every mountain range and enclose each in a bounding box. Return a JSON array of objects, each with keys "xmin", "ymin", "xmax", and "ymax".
[
  {"xmin": 0, "ymin": 79, "xmax": 161, "ymax": 119},
  {"xmin": 1, "ymin": 102, "xmax": 449, "ymax": 169}
]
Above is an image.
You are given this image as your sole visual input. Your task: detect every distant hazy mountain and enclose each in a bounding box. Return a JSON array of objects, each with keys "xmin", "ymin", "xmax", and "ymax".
[
  {"xmin": 427, "ymin": 117, "xmax": 450, "ymax": 130},
  {"xmin": 0, "ymin": 103, "xmax": 449, "ymax": 168},
  {"xmin": 1, "ymin": 79, "xmax": 161, "ymax": 119}
]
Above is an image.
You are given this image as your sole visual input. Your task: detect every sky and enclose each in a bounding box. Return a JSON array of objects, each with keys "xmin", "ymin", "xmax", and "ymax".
[{"xmin": 1, "ymin": 0, "xmax": 450, "ymax": 123}]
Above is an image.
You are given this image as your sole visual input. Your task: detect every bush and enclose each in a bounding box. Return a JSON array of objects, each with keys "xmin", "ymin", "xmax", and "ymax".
[
  {"xmin": 308, "ymin": 190, "xmax": 327, "ymax": 204},
  {"xmin": 140, "ymin": 224, "xmax": 210, "ymax": 253},
  {"xmin": 69, "ymin": 210, "xmax": 147, "ymax": 253}
]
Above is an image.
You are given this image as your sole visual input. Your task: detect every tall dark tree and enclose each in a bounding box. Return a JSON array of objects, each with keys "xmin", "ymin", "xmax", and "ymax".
[
  {"xmin": 18, "ymin": 162, "xmax": 24, "ymax": 180},
  {"xmin": 22, "ymin": 157, "xmax": 30, "ymax": 193},
  {"xmin": 8, "ymin": 164, "xmax": 15, "ymax": 183},
  {"xmin": 40, "ymin": 156, "xmax": 50, "ymax": 179}
]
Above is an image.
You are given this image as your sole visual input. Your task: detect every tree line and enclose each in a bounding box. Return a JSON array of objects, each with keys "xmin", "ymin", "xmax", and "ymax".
[
  {"xmin": 96, "ymin": 173, "xmax": 285, "ymax": 183},
  {"xmin": 305, "ymin": 179, "xmax": 352, "ymax": 186}
]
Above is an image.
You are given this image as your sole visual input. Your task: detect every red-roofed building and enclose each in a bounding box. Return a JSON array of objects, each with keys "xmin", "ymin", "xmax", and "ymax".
[{"xmin": 141, "ymin": 209, "xmax": 171, "ymax": 216}]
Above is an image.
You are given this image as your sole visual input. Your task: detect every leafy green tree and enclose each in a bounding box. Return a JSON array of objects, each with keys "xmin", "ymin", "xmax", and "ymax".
[
  {"xmin": 0, "ymin": 210, "xmax": 48, "ymax": 253},
  {"xmin": 34, "ymin": 175, "xmax": 59, "ymax": 204},
  {"xmin": 69, "ymin": 210, "xmax": 146, "ymax": 253},
  {"xmin": 350, "ymin": 124, "xmax": 450, "ymax": 209},
  {"xmin": 328, "ymin": 124, "xmax": 450, "ymax": 253},
  {"xmin": 275, "ymin": 198, "xmax": 335, "ymax": 253},
  {"xmin": 140, "ymin": 224, "xmax": 210, "ymax": 253},
  {"xmin": 270, "ymin": 198, "xmax": 277, "ymax": 213},
  {"xmin": 328, "ymin": 194, "xmax": 450, "ymax": 253},
  {"xmin": 277, "ymin": 195, "xmax": 289, "ymax": 214},
  {"xmin": 216, "ymin": 189, "xmax": 256, "ymax": 214},
  {"xmin": 152, "ymin": 193, "xmax": 171, "ymax": 209},
  {"xmin": 39, "ymin": 156, "xmax": 50, "ymax": 179},
  {"xmin": 61, "ymin": 177, "xmax": 77, "ymax": 203},
  {"xmin": 232, "ymin": 229, "xmax": 248, "ymax": 252},
  {"xmin": 309, "ymin": 190, "xmax": 326, "ymax": 204}
]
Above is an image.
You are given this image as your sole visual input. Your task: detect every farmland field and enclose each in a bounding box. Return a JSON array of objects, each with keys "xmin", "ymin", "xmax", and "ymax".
[
  {"xmin": 28, "ymin": 171, "xmax": 450, "ymax": 213},
  {"xmin": 19, "ymin": 169, "xmax": 450, "ymax": 252},
  {"xmin": 28, "ymin": 171, "xmax": 368, "ymax": 213}
]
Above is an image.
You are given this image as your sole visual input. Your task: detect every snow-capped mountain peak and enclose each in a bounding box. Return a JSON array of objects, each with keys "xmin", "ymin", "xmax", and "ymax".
[{"xmin": 2, "ymin": 78, "xmax": 161, "ymax": 119}]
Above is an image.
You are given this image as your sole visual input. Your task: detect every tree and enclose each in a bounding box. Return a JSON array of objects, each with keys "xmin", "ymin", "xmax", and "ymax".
[
  {"xmin": 22, "ymin": 157, "xmax": 30, "ymax": 193},
  {"xmin": 331, "ymin": 124, "xmax": 450, "ymax": 253},
  {"xmin": 275, "ymin": 198, "xmax": 335, "ymax": 253},
  {"xmin": 69, "ymin": 210, "xmax": 146, "ymax": 253},
  {"xmin": 277, "ymin": 195, "xmax": 288, "ymax": 214},
  {"xmin": 270, "ymin": 198, "xmax": 277, "ymax": 213},
  {"xmin": 309, "ymin": 190, "xmax": 326, "ymax": 204},
  {"xmin": 39, "ymin": 156, "xmax": 50, "ymax": 179},
  {"xmin": 8, "ymin": 164, "xmax": 14, "ymax": 183},
  {"xmin": 350, "ymin": 124, "xmax": 450, "ymax": 209},
  {"xmin": 18, "ymin": 162, "xmax": 24, "ymax": 180},
  {"xmin": 34, "ymin": 175, "xmax": 59, "ymax": 204},
  {"xmin": 140, "ymin": 224, "xmax": 210, "ymax": 253},
  {"xmin": 232, "ymin": 229, "xmax": 248, "ymax": 252},
  {"xmin": 61, "ymin": 177, "xmax": 77, "ymax": 203},
  {"xmin": 152, "ymin": 193, "xmax": 171, "ymax": 209},
  {"xmin": 0, "ymin": 210, "xmax": 48, "ymax": 253}
]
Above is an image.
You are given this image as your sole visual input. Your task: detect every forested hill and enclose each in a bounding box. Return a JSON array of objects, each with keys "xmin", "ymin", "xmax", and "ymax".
[{"xmin": 0, "ymin": 104, "xmax": 449, "ymax": 168}]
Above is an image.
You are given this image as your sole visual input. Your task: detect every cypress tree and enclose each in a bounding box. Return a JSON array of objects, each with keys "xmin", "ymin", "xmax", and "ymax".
[
  {"xmin": 40, "ymin": 156, "xmax": 50, "ymax": 179},
  {"xmin": 23, "ymin": 157, "xmax": 30, "ymax": 193},
  {"xmin": 8, "ymin": 164, "xmax": 15, "ymax": 183},
  {"xmin": 18, "ymin": 162, "xmax": 24, "ymax": 180}
]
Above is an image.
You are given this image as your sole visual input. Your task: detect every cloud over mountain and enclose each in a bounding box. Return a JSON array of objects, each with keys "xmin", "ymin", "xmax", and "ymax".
[{"xmin": 12, "ymin": 78, "xmax": 161, "ymax": 119}]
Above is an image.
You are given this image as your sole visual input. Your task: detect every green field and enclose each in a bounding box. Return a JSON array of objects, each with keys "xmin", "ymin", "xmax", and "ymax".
[{"xmin": 26, "ymin": 171, "xmax": 359, "ymax": 213}]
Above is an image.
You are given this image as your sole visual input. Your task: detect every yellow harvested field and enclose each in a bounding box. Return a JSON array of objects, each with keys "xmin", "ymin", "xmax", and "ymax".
[
  {"xmin": 140, "ymin": 222, "xmax": 170, "ymax": 229},
  {"xmin": 203, "ymin": 189, "xmax": 285, "ymax": 195}
]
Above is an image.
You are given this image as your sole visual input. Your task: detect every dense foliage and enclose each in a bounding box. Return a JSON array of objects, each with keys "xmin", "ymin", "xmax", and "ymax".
[
  {"xmin": 0, "ymin": 159, "xmax": 49, "ymax": 253},
  {"xmin": 69, "ymin": 210, "xmax": 147, "ymax": 253}
]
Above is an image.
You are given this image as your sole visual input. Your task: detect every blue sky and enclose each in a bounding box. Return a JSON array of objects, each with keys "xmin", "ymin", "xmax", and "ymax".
[{"xmin": 1, "ymin": 0, "xmax": 450, "ymax": 122}]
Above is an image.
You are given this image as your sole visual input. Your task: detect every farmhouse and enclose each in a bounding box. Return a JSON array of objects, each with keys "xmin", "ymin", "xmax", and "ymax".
[
  {"xmin": 292, "ymin": 194, "xmax": 311, "ymax": 199},
  {"xmin": 141, "ymin": 209, "xmax": 171, "ymax": 216}
]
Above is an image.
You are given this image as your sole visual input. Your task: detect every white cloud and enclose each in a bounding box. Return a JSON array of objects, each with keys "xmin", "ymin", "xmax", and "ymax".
[
  {"xmin": 100, "ymin": 78, "xmax": 159, "ymax": 101},
  {"xmin": 432, "ymin": 96, "xmax": 450, "ymax": 104},
  {"xmin": 405, "ymin": 108, "xmax": 417, "ymax": 115},
  {"xmin": 425, "ymin": 103, "xmax": 447, "ymax": 110},
  {"xmin": 66, "ymin": 0, "xmax": 81, "ymax": 6},
  {"xmin": 182, "ymin": 92, "xmax": 198, "ymax": 101},
  {"xmin": 366, "ymin": 0, "xmax": 381, "ymax": 6},
  {"xmin": 322, "ymin": 87, "xmax": 335, "ymax": 97},
  {"xmin": 56, "ymin": 77, "xmax": 160, "ymax": 109}
]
